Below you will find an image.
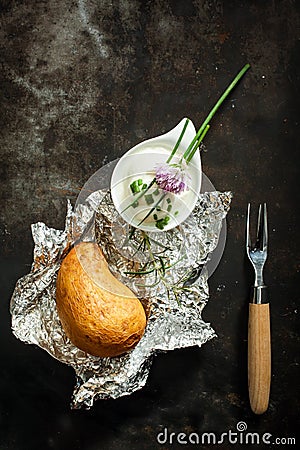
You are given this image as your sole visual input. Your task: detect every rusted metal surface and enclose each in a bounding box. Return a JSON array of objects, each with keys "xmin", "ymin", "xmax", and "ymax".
[{"xmin": 0, "ymin": 1, "xmax": 299, "ymax": 448}]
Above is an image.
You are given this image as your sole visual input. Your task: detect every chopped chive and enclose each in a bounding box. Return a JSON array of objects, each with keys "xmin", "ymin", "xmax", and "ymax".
[
  {"xmin": 167, "ymin": 204, "xmax": 172, "ymax": 212},
  {"xmin": 122, "ymin": 178, "xmax": 157, "ymax": 214},
  {"xmin": 130, "ymin": 180, "xmax": 141, "ymax": 194},
  {"xmin": 174, "ymin": 210, "xmax": 179, "ymax": 216},
  {"xmin": 130, "ymin": 181, "xmax": 136, "ymax": 194},
  {"xmin": 153, "ymin": 213, "xmax": 158, "ymax": 220},
  {"xmin": 155, "ymin": 221, "xmax": 164, "ymax": 230},
  {"xmin": 153, "ymin": 188, "xmax": 159, "ymax": 196},
  {"xmin": 145, "ymin": 194, "xmax": 154, "ymax": 205},
  {"xmin": 138, "ymin": 179, "xmax": 143, "ymax": 185},
  {"xmin": 166, "ymin": 198, "xmax": 171, "ymax": 204},
  {"xmin": 156, "ymin": 206, "xmax": 161, "ymax": 211},
  {"xmin": 132, "ymin": 200, "xmax": 139, "ymax": 208},
  {"xmin": 142, "ymin": 183, "xmax": 147, "ymax": 189},
  {"xmin": 155, "ymin": 215, "xmax": 170, "ymax": 230}
]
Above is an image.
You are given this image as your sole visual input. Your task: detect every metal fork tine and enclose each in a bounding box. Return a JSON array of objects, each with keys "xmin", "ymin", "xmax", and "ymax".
[
  {"xmin": 246, "ymin": 202, "xmax": 268, "ymax": 301},
  {"xmin": 256, "ymin": 204, "xmax": 263, "ymax": 249},
  {"xmin": 263, "ymin": 203, "xmax": 268, "ymax": 250},
  {"xmin": 246, "ymin": 203, "xmax": 251, "ymax": 249}
]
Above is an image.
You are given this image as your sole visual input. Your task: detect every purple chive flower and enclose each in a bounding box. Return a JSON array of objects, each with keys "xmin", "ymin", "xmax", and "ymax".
[{"xmin": 155, "ymin": 163, "xmax": 190, "ymax": 194}]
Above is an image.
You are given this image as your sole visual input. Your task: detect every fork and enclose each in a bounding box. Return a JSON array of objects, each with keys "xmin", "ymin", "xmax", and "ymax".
[{"xmin": 246, "ymin": 203, "xmax": 271, "ymax": 414}]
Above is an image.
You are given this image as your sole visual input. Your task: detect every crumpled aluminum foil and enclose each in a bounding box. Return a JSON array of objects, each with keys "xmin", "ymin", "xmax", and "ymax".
[{"xmin": 10, "ymin": 189, "xmax": 231, "ymax": 409}]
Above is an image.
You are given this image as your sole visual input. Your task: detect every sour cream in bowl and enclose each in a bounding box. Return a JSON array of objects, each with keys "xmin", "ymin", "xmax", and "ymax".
[{"xmin": 110, "ymin": 118, "xmax": 201, "ymax": 232}]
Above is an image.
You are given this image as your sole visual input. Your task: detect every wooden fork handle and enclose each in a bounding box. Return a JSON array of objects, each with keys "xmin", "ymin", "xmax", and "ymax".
[{"xmin": 248, "ymin": 302, "xmax": 271, "ymax": 414}]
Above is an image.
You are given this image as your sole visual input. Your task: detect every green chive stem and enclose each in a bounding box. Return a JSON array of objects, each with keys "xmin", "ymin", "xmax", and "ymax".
[
  {"xmin": 123, "ymin": 64, "xmax": 250, "ymax": 235},
  {"xmin": 183, "ymin": 63, "xmax": 250, "ymax": 161},
  {"xmin": 186, "ymin": 124, "xmax": 210, "ymax": 163},
  {"xmin": 124, "ymin": 268, "xmax": 156, "ymax": 276},
  {"xmin": 137, "ymin": 192, "xmax": 166, "ymax": 227},
  {"xmin": 167, "ymin": 118, "xmax": 190, "ymax": 163}
]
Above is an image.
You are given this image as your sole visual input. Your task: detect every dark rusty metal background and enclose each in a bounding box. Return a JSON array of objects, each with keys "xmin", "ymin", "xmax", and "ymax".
[{"xmin": 0, "ymin": 1, "xmax": 299, "ymax": 448}]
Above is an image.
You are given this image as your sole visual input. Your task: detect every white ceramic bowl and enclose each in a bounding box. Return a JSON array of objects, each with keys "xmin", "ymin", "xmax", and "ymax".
[{"xmin": 110, "ymin": 118, "xmax": 201, "ymax": 232}]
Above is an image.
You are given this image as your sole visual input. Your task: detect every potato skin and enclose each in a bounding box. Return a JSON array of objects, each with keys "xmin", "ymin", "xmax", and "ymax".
[{"xmin": 56, "ymin": 242, "xmax": 146, "ymax": 357}]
